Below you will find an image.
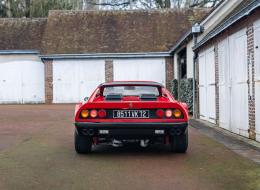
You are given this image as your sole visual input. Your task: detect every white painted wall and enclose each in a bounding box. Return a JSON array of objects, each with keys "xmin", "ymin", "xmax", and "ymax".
[
  {"xmin": 186, "ymin": 40, "xmax": 194, "ymax": 78},
  {"xmin": 174, "ymin": 54, "xmax": 178, "ymax": 79},
  {"xmin": 53, "ymin": 59, "xmax": 105, "ymax": 103},
  {"xmin": 0, "ymin": 55, "xmax": 44, "ymax": 104},
  {"xmin": 113, "ymin": 58, "xmax": 166, "ymax": 85},
  {"xmin": 254, "ymin": 19, "xmax": 260, "ymax": 142}
]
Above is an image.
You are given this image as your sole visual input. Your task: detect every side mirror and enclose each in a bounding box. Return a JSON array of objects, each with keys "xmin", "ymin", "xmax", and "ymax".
[{"xmin": 84, "ymin": 97, "xmax": 89, "ymax": 101}]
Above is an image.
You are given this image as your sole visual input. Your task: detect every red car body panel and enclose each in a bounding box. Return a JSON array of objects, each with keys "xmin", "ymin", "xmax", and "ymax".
[{"xmin": 74, "ymin": 81, "xmax": 189, "ymax": 123}]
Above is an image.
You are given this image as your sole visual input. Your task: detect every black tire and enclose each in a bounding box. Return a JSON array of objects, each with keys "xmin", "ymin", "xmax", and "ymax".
[
  {"xmin": 74, "ymin": 130, "xmax": 92, "ymax": 154},
  {"xmin": 170, "ymin": 130, "xmax": 188, "ymax": 153}
]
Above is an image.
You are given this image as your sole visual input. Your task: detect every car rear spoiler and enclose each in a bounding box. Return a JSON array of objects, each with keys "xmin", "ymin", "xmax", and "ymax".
[
  {"xmin": 140, "ymin": 94, "xmax": 157, "ymax": 101},
  {"xmin": 105, "ymin": 94, "xmax": 122, "ymax": 101}
]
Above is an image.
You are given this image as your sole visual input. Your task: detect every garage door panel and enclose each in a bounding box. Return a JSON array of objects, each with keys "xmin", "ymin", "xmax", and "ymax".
[
  {"xmin": 219, "ymin": 85, "xmax": 230, "ymax": 130},
  {"xmin": 114, "ymin": 61, "xmax": 139, "ymax": 81},
  {"xmin": 138, "ymin": 60, "xmax": 165, "ymax": 83},
  {"xmin": 199, "ymin": 54, "xmax": 206, "ymax": 86},
  {"xmin": 218, "ymin": 39, "xmax": 230, "ymax": 130},
  {"xmin": 199, "ymin": 53, "xmax": 207, "ymax": 119},
  {"xmin": 229, "ymin": 29, "xmax": 249, "ymax": 137},
  {"xmin": 21, "ymin": 61, "xmax": 45, "ymax": 103},
  {"xmin": 53, "ymin": 60, "xmax": 105, "ymax": 103},
  {"xmin": 206, "ymin": 49, "xmax": 215, "ymax": 85},
  {"xmin": 113, "ymin": 58, "xmax": 165, "ymax": 85},
  {"xmin": 207, "ymin": 85, "xmax": 216, "ymax": 121},
  {"xmin": 199, "ymin": 48, "xmax": 216, "ymax": 123},
  {"xmin": 230, "ymin": 84, "xmax": 249, "ymax": 136},
  {"xmin": 199, "ymin": 87, "xmax": 207, "ymax": 119},
  {"xmin": 206, "ymin": 48, "xmax": 216, "ymax": 122},
  {"xmin": 53, "ymin": 61, "xmax": 78, "ymax": 103},
  {"xmin": 78, "ymin": 61, "xmax": 105, "ymax": 101},
  {"xmin": 0, "ymin": 60, "xmax": 44, "ymax": 104},
  {"xmin": 232, "ymin": 33, "xmax": 248, "ymax": 83},
  {"xmin": 0, "ymin": 62, "xmax": 22, "ymax": 103}
]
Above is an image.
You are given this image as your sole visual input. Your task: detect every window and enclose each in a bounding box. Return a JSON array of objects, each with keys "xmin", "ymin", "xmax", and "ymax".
[{"xmin": 103, "ymin": 86, "xmax": 160, "ymax": 97}]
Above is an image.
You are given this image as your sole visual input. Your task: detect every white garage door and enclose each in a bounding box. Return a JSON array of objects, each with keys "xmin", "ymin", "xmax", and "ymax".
[
  {"xmin": 254, "ymin": 20, "xmax": 260, "ymax": 142},
  {"xmin": 199, "ymin": 47, "xmax": 216, "ymax": 123},
  {"xmin": 218, "ymin": 38, "xmax": 231, "ymax": 131},
  {"xmin": 0, "ymin": 60, "xmax": 45, "ymax": 104},
  {"xmin": 229, "ymin": 29, "xmax": 249, "ymax": 137},
  {"xmin": 218, "ymin": 29, "xmax": 249, "ymax": 137},
  {"xmin": 53, "ymin": 60, "xmax": 105, "ymax": 103},
  {"xmin": 113, "ymin": 58, "xmax": 166, "ymax": 85}
]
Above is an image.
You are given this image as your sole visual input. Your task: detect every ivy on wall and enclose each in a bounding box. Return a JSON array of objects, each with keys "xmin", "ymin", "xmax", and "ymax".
[
  {"xmin": 172, "ymin": 78, "xmax": 193, "ymax": 114},
  {"xmin": 172, "ymin": 79, "xmax": 178, "ymax": 100}
]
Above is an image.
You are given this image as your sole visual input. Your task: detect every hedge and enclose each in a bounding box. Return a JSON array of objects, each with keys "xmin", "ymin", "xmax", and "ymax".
[
  {"xmin": 172, "ymin": 79, "xmax": 178, "ymax": 100},
  {"xmin": 171, "ymin": 78, "xmax": 193, "ymax": 114}
]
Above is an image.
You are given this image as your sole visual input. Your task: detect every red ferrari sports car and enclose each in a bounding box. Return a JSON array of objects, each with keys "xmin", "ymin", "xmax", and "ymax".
[{"xmin": 74, "ymin": 81, "xmax": 189, "ymax": 154}]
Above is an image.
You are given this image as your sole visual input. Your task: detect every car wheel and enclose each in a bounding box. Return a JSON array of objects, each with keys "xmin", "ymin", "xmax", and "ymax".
[
  {"xmin": 170, "ymin": 130, "xmax": 188, "ymax": 153},
  {"xmin": 74, "ymin": 130, "xmax": 92, "ymax": 154}
]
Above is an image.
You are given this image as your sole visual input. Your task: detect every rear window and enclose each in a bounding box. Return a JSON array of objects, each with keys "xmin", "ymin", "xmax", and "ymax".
[{"xmin": 103, "ymin": 86, "xmax": 160, "ymax": 97}]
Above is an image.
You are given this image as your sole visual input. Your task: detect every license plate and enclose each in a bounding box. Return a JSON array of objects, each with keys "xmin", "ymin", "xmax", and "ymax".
[{"xmin": 113, "ymin": 110, "xmax": 149, "ymax": 118}]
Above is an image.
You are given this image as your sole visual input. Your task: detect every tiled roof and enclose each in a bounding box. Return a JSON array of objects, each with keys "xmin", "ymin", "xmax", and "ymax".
[{"xmin": 0, "ymin": 9, "xmax": 209, "ymax": 54}]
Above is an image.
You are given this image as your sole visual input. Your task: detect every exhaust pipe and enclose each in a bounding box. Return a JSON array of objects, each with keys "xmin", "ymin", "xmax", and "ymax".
[
  {"xmin": 175, "ymin": 129, "xmax": 182, "ymax": 135},
  {"xmin": 140, "ymin": 140, "xmax": 149, "ymax": 147},
  {"xmin": 170, "ymin": 129, "xmax": 182, "ymax": 136},
  {"xmin": 82, "ymin": 129, "xmax": 94, "ymax": 136},
  {"xmin": 88, "ymin": 129, "xmax": 94, "ymax": 136},
  {"xmin": 170, "ymin": 129, "xmax": 176, "ymax": 136},
  {"xmin": 82, "ymin": 129, "xmax": 89, "ymax": 136}
]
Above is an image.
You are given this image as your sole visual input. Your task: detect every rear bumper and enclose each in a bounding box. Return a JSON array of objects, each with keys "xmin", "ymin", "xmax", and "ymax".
[{"xmin": 75, "ymin": 122, "xmax": 188, "ymax": 138}]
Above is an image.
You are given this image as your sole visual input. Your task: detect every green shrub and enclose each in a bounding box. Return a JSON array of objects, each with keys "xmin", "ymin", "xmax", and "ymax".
[
  {"xmin": 171, "ymin": 79, "xmax": 178, "ymax": 100},
  {"xmin": 171, "ymin": 78, "xmax": 193, "ymax": 114}
]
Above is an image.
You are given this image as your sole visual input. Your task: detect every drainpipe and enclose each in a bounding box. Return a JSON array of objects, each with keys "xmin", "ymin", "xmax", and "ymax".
[
  {"xmin": 191, "ymin": 23, "xmax": 203, "ymax": 118},
  {"xmin": 192, "ymin": 34, "xmax": 198, "ymax": 118}
]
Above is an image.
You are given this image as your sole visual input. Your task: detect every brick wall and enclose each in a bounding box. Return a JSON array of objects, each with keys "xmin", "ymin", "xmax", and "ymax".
[
  {"xmin": 43, "ymin": 59, "xmax": 53, "ymax": 104},
  {"xmin": 214, "ymin": 44, "xmax": 220, "ymax": 125},
  {"xmin": 105, "ymin": 60, "xmax": 113, "ymax": 82},
  {"xmin": 165, "ymin": 56, "xmax": 174, "ymax": 90},
  {"xmin": 247, "ymin": 24, "xmax": 256, "ymax": 140},
  {"xmin": 196, "ymin": 9, "xmax": 260, "ymax": 139}
]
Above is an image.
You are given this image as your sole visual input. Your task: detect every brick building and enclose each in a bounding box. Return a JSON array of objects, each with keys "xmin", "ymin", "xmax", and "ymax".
[
  {"xmin": 1, "ymin": 1, "xmax": 259, "ymax": 142},
  {"xmin": 171, "ymin": 0, "xmax": 260, "ymax": 142},
  {"xmin": 0, "ymin": 9, "xmax": 207, "ymax": 103}
]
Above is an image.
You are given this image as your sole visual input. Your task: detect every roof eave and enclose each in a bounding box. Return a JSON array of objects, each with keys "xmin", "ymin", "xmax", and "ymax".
[
  {"xmin": 0, "ymin": 50, "xmax": 40, "ymax": 55},
  {"xmin": 40, "ymin": 52, "xmax": 171, "ymax": 60},
  {"xmin": 168, "ymin": 29, "xmax": 192, "ymax": 54},
  {"xmin": 193, "ymin": 1, "xmax": 260, "ymax": 51}
]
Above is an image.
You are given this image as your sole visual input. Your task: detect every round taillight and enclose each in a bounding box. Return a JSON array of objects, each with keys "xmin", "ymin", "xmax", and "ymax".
[
  {"xmin": 173, "ymin": 109, "xmax": 182, "ymax": 118},
  {"xmin": 90, "ymin": 110, "xmax": 98, "ymax": 118},
  {"xmin": 165, "ymin": 109, "xmax": 172, "ymax": 118},
  {"xmin": 156, "ymin": 109, "xmax": 164, "ymax": 118},
  {"xmin": 98, "ymin": 109, "xmax": 106, "ymax": 118},
  {"xmin": 81, "ymin": 110, "xmax": 89, "ymax": 118}
]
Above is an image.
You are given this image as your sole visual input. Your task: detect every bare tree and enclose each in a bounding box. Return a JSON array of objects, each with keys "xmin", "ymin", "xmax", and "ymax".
[
  {"xmin": 0, "ymin": 0, "xmax": 221, "ymax": 17},
  {"xmin": 6, "ymin": 0, "xmax": 13, "ymax": 17}
]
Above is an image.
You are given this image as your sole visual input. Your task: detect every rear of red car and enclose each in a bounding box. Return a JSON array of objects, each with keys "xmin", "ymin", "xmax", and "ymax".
[{"xmin": 74, "ymin": 81, "xmax": 189, "ymax": 154}]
